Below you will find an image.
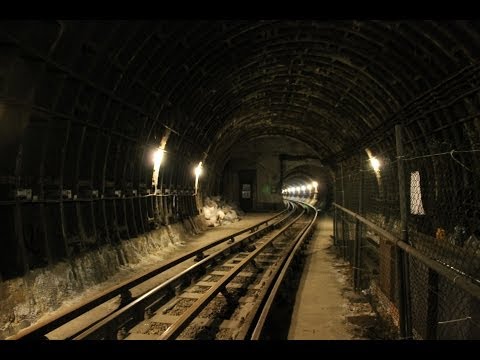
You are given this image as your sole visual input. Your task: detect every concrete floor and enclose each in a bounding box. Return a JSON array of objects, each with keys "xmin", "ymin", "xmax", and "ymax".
[{"xmin": 288, "ymin": 216, "xmax": 369, "ymax": 340}]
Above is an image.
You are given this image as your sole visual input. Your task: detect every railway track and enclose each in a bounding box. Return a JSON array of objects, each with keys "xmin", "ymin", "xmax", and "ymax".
[{"xmin": 10, "ymin": 200, "xmax": 318, "ymax": 340}]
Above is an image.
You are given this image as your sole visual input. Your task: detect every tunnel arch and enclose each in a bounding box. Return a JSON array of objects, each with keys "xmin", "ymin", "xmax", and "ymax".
[{"xmin": 0, "ymin": 19, "xmax": 480, "ymax": 282}]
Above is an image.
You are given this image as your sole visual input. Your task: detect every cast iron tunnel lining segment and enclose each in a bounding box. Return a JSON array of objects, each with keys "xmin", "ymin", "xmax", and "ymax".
[{"xmin": 1, "ymin": 20, "xmax": 480, "ymax": 340}]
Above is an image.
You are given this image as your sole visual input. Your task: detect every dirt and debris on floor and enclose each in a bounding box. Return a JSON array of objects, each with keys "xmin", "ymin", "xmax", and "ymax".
[
  {"xmin": 323, "ymin": 237, "xmax": 399, "ymax": 339},
  {"xmin": 288, "ymin": 216, "xmax": 399, "ymax": 340},
  {"xmin": 331, "ymin": 252, "xmax": 399, "ymax": 340},
  {"xmin": 202, "ymin": 196, "xmax": 245, "ymax": 227}
]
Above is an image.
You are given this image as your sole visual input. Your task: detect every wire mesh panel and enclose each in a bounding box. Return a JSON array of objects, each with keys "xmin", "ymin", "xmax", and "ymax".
[
  {"xmin": 359, "ymin": 224, "xmax": 380, "ymax": 293},
  {"xmin": 408, "ymin": 257, "xmax": 431, "ymax": 338},
  {"xmin": 333, "ymin": 125, "xmax": 480, "ymax": 339},
  {"xmin": 436, "ymin": 276, "xmax": 480, "ymax": 339},
  {"xmin": 402, "ymin": 134, "xmax": 480, "ymax": 339}
]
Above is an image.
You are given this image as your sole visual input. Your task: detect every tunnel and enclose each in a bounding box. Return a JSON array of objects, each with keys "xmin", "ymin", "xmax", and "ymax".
[{"xmin": 1, "ymin": 20, "xmax": 479, "ymax": 340}]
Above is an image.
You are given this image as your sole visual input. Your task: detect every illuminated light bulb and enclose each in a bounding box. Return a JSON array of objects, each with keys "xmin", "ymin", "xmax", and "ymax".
[
  {"xmin": 312, "ymin": 181, "xmax": 318, "ymax": 188},
  {"xmin": 194, "ymin": 162, "xmax": 203, "ymax": 177},
  {"xmin": 153, "ymin": 148, "xmax": 164, "ymax": 166},
  {"xmin": 152, "ymin": 148, "xmax": 165, "ymax": 190},
  {"xmin": 295, "ymin": 187, "xmax": 301, "ymax": 192},
  {"xmin": 301, "ymin": 185, "xmax": 306, "ymax": 192},
  {"xmin": 194, "ymin": 161, "xmax": 203, "ymax": 195},
  {"xmin": 307, "ymin": 184, "xmax": 312, "ymax": 191},
  {"xmin": 370, "ymin": 157, "xmax": 381, "ymax": 171}
]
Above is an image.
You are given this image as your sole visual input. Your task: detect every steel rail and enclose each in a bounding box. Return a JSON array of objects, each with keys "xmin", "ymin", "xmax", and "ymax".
[
  {"xmin": 249, "ymin": 200, "xmax": 318, "ymax": 340},
  {"xmin": 72, "ymin": 202, "xmax": 299, "ymax": 339},
  {"xmin": 157, "ymin": 206, "xmax": 306, "ymax": 340},
  {"xmin": 10, "ymin": 206, "xmax": 291, "ymax": 340}
]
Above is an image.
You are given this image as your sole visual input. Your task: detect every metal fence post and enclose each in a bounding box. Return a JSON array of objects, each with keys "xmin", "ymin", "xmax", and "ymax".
[
  {"xmin": 333, "ymin": 174, "xmax": 337, "ymax": 247},
  {"xmin": 395, "ymin": 124, "xmax": 413, "ymax": 339},
  {"xmin": 353, "ymin": 155, "xmax": 364, "ymax": 291},
  {"xmin": 341, "ymin": 163, "xmax": 347, "ymax": 260}
]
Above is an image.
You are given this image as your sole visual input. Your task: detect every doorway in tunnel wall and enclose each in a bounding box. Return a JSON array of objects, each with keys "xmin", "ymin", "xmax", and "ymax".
[{"xmin": 238, "ymin": 170, "xmax": 256, "ymax": 212}]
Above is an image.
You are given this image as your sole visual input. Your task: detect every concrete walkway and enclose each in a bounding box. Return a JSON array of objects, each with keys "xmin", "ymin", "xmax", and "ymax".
[{"xmin": 288, "ymin": 216, "xmax": 358, "ymax": 339}]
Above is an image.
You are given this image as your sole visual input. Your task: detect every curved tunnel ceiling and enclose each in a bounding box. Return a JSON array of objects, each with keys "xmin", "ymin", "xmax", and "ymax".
[{"xmin": 2, "ymin": 20, "xmax": 480, "ymax": 180}]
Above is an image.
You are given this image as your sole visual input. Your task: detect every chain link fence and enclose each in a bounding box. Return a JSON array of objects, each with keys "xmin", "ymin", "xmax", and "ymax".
[{"xmin": 333, "ymin": 127, "xmax": 480, "ymax": 340}]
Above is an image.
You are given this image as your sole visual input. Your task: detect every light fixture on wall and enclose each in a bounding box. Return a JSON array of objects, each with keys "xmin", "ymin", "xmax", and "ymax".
[
  {"xmin": 194, "ymin": 162, "xmax": 203, "ymax": 177},
  {"xmin": 152, "ymin": 148, "xmax": 165, "ymax": 191},
  {"xmin": 153, "ymin": 148, "xmax": 164, "ymax": 166},
  {"xmin": 194, "ymin": 161, "xmax": 203, "ymax": 194},
  {"xmin": 370, "ymin": 156, "xmax": 381, "ymax": 171}
]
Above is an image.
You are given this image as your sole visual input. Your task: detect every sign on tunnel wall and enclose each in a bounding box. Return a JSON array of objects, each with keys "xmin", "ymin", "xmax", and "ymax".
[
  {"xmin": 260, "ymin": 184, "xmax": 277, "ymax": 194},
  {"xmin": 261, "ymin": 184, "xmax": 271, "ymax": 194}
]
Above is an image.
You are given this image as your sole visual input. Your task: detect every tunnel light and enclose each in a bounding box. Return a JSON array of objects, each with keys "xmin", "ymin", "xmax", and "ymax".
[
  {"xmin": 370, "ymin": 157, "xmax": 381, "ymax": 171},
  {"xmin": 295, "ymin": 186, "xmax": 301, "ymax": 193},
  {"xmin": 311, "ymin": 181, "xmax": 318, "ymax": 193},
  {"xmin": 288, "ymin": 187, "xmax": 294, "ymax": 194},
  {"xmin": 301, "ymin": 185, "xmax": 306, "ymax": 192},
  {"xmin": 194, "ymin": 161, "xmax": 203, "ymax": 194},
  {"xmin": 152, "ymin": 148, "xmax": 165, "ymax": 191},
  {"xmin": 307, "ymin": 184, "xmax": 312, "ymax": 191},
  {"xmin": 153, "ymin": 148, "xmax": 164, "ymax": 167},
  {"xmin": 194, "ymin": 162, "xmax": 203, "ymax": 177}
]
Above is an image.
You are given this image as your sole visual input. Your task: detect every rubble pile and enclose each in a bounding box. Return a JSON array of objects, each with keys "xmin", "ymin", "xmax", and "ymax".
[{"xmin": 202, "ymin": 196, "xmax": 245, "ymax": 227}]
